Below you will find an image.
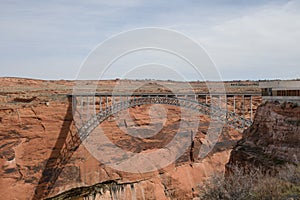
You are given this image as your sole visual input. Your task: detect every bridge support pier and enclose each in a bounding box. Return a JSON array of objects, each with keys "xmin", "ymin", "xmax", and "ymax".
[
  {"xmin": 106, "ymin": 96, "xmax": 108, "ymax": 114},
  {"xmin": 225, "ymin": 95, "xmax": 228, "ymax": 119},
  {"xmin": 243, "ymin": 95, "xmax": 245, "ymax": 129},
  {"xmin": 250, "ymin": 95, "xmax": 253, "ymax": 122},
  {"xmin": 93, "ymin": 96, "xmax": 95, "ymax": 115},
  {"xmin": 233, "ymin": 95, "xmax": 236, "ymax": 113},
  {"xmin": 99, "ymin": 96, "xmax": 102, "ymax": 113}
]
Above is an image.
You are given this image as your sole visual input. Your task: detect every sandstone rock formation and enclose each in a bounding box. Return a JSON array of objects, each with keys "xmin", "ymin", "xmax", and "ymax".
[
  {"xmin": 228, "ymin": 101, "xmax": 300, "ymax": 170},
  {"xmin": 0, "ymin": 78, "xmax": 261, "ymax": 199},
  {"xmin": 0, "ymin": 97, "xmax": 237, "ymax": 199}
]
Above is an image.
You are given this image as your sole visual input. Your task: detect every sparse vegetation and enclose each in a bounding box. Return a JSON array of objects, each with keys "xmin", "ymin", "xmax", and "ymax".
[
  {"xmin": 198, "ymin": 164, "xmax": 300, "ymax": 200},
  {"xmin": 285, "ymin": 119, "xmax": 300, "ymax": 126}
]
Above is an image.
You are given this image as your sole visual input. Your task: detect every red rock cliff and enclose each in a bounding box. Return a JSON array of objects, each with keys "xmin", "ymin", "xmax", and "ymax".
[
  {"xmin": 228, "ymin": 101, "xmax": 300, "ymax": 169},
  {"xmin": 0, "ymin": 78, "xmax": 261, "ymax": 199}
]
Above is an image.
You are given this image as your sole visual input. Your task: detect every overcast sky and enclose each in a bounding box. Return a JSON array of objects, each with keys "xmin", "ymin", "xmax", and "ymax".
[{"xmin": 0, "ymin": 0, "xmax": 299, "ymax": 81}]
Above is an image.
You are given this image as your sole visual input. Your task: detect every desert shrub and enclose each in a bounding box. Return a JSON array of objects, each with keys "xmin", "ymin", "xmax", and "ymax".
[
  {"xmin": 198, "ymin": 165, "xmax": 261, "ymax": 200},
  {"xmin": 198, "ymin": 164, "xmax": 300, "ymax": 200},
  {"xmin": 253, "ymin": 176, "xmax": 300, "ymax": 199},
  {"xmin": 278, "ymin": 164, "xmax": 300, "ymax": 185}
]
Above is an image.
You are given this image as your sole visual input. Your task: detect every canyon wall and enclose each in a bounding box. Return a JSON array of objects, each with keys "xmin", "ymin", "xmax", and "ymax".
[
  {"xmin": 228, "ymin": 101, "xmax": 300, "ymax": 169},
  {"xmin": 0, "ymin": 78, "xmax": 261, "ymax": 199},
  {"xmin": 0, "ymin": 97, "xmax": 238, "ymax": 199}
]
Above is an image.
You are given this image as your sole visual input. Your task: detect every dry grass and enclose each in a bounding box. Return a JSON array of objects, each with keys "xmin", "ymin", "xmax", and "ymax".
[{"xmin": 198, "ymin": 164, "xmax": 300, "ymax": 200}]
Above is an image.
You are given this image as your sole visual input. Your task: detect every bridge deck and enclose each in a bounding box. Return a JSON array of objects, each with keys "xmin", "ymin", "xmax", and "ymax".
[{"xmin": 68, "ymin": 92, "xmax": 261, "ymax": 97}]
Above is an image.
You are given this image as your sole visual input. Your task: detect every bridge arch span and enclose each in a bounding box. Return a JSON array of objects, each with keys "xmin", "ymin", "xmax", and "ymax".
[{"xmin": 75, "ymin": 96, "xmax": 251, "ymax": 142}]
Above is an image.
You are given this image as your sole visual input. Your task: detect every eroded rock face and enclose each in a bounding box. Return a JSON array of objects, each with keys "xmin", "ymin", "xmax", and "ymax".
[
  {"xmin": 0, "ymin": 78, "xmax": 261, "ymax": 200},
  {"xmin": 228, "ymin": 101, "xmax": 300, "ymax": 169},
  {"xmin": 0, "ymin": 99, "xmax": 75, "ymax": 199},
  {"xmin": 45, "ymin": 103, "xmax": 239, "ymax": 200},
  {"xmin": 0, "ymin": 97, "xmax": 237, "ymax": 200}
]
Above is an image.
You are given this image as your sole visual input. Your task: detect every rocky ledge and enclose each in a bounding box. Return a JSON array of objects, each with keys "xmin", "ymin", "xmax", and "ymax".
[{"xmin": 228, "ymin": 101, "xmax": 300, "ymax": 169}]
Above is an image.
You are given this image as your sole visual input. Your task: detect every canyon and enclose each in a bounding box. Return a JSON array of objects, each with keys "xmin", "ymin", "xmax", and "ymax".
[{"xmin": 3, "ymin": 77, "xmax": 297, "ymax": 199}]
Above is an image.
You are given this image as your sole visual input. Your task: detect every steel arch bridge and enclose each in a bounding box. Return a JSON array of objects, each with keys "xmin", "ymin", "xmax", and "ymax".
[
  {"xmin": 33, "ymin": 93, "xmax": 260, "ymax": 199},
  {"xmin": 75, "ymin": 95, "xmax": 252, "ymax": 142}
]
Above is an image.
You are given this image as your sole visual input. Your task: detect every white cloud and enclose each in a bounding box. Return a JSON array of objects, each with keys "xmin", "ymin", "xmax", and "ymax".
[
  {"xmin": 192, "ymin": 0, "xmax": 300, "ymax": 79},
  {"xmin": 0, "ymin": 0, "xmax": 299, "ymax": 80}
]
